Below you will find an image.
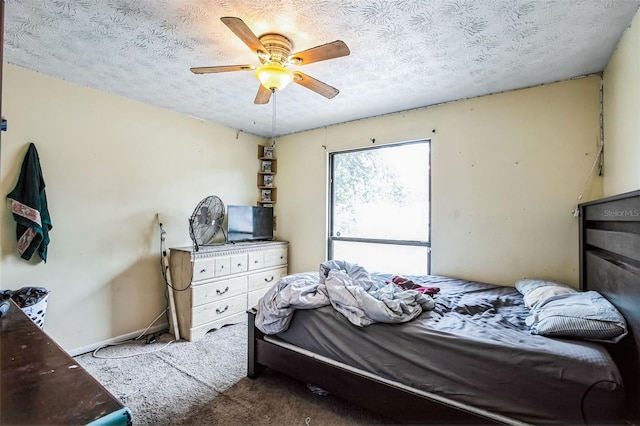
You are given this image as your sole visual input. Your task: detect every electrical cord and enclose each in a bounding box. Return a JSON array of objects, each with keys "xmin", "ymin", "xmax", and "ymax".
[
  {"xmin": 92, "ymin": 308, "xmax": 174, "ymax": 359},
  {"xmin": 159, "ymin": 222, "xmax": 191, "ymax": 292},
  {"xmin": 157, "ymin": 219, "xmax": 184, "ymax": 341},
  {"xmin": 580, "ymin": 379, "xmax": 624, "ymax": 424},
  {"xmin": 573, "ymin": 140, "xmax": 604, "ymax": 217},
  {"xmin": 158, "ymin": 221, "xmax": 184, "ymax": 329}
]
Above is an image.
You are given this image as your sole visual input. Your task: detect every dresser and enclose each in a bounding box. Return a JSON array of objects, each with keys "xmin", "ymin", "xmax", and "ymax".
[{"xmin": 169, "ymin": 241, "xmax": 288, "ymax": 341}]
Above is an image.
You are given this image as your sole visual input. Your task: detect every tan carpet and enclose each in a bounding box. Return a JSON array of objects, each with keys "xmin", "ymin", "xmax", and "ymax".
[
  {"xmin": 75, "ymin": 321, "xmax": 392, "ymax": 425},
  {"xmin": 178, "ymin": 369, "xmax": 393, "ymax": 425}
]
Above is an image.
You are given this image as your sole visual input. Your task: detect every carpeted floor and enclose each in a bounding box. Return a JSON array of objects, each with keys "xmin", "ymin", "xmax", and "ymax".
[{"xmin": 75, "ymin": 322, "xmax": 391, "ymax": 425}]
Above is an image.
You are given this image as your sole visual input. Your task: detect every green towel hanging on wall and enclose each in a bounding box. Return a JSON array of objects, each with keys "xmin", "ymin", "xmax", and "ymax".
[{"xmin": 6, "ymin": 143, "xmax": 53, "ymax": 262}]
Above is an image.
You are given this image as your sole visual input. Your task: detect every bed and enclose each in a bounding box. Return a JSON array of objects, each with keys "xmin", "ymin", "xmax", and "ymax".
[{"xmin": 247, "ymin": 190, "xmax": 640, "ymax": 424}]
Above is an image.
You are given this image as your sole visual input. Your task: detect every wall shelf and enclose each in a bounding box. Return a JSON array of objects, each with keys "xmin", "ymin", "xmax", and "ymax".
[{"xmin": 257, "ymin": 145, "xmax": 277, "ymax": 205}]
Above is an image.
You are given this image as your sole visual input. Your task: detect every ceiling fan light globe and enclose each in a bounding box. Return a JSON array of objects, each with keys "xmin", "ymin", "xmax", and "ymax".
[{"xmin": 255, "ymin": 63, "xmax": 294, "ymax": 91}]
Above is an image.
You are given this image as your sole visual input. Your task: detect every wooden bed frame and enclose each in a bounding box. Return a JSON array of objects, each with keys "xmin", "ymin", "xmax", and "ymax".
[
  {"xmin": 247, "ymin": 190, "xmax": 640, "ymax": 424},
  {"xmin": 579, "ymin": 189, "xmax": 640, "ymax": 421}
]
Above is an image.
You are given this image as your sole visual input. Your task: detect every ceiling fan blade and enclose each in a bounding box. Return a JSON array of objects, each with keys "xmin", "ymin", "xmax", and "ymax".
[
  {"xmin": 290, "ymin": 40, "xmax": 350, "ymax": 65},
  {"xmin": 254, "ymin": 85, "xmax": 273, "ymax": 104},
  {"xmin": 293, "ymin": 72, "xmax": 339, "ymax": 99},
  {"xmin": 191, "ymin": 65, "xmax": 255, "ymax": 74},
  {"xmin": 220, "ymin": 17, "xmax": 267, "ymax": 55}
]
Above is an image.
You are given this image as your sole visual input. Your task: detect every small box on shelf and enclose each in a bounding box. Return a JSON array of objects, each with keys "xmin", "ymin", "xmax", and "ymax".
[
  {"xmin": 258, "ymin": 188, "xmax": 277, "ymax": 204},
  {"xmin": 258, "ymin": 145, "xmax": 275, "ymax": 159},
  {"xmin": 260, "ymin": 160, "xmax": 273, "ymax": 173},
  {"xmin": 257, "ymin": 174, "xmax": 274, "ymax": 187}
]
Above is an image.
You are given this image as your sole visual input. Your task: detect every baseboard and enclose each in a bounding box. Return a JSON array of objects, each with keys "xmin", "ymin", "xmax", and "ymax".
[{"xmin": 68, "ymin": 321, "xmax": 169, "ymax": 357}]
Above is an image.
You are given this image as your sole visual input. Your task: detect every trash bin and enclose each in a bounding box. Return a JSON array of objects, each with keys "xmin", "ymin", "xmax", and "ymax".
[{"xmin": 0, "ymin": 287, "xmax": 49, "ymax": 328}]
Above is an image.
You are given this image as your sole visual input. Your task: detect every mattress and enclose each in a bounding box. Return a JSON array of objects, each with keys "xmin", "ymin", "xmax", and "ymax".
[{"xmin": 273, "ymin": 275, "xmax": 625, "ymax": 424}]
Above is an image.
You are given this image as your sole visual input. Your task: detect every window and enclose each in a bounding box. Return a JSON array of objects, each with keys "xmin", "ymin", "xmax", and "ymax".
[{"xmin": 328, "ymin": 140, "xmax": 431, "ymax": 274}]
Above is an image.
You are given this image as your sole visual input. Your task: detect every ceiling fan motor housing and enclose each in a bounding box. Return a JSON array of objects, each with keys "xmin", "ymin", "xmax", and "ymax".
[{"xmin": 258, "ymin": 33, "xmax": 293, "ymax": 65}]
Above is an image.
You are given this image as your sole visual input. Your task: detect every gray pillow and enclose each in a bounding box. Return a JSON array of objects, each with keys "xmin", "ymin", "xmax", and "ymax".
[{"xmin": 525, "ymin": 291, "xmax": 628, "ymax": 343}]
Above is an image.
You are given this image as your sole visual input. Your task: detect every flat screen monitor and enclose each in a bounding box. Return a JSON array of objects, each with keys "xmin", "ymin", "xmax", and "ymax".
[{"xmin": 227, "ymin": 205, "xmax": 273, "ymax": 242}]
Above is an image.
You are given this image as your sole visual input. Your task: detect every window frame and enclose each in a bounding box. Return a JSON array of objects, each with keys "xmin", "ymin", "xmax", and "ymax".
[{"xmin": 327, "ymin": 139, "xmax": 432, "ymax": 273}]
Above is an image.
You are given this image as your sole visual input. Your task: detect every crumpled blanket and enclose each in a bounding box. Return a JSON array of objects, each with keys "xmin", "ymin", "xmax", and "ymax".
[
  {"xmin": 255, "ymin": 260, "xmax": 435, "ymax": 335},
  {"xmin": 6, "ymin": 143, "xmax": 52, "ymax": 262}
]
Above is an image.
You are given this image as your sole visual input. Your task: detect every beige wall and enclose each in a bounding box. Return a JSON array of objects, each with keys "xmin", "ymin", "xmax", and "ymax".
[
  {"xmin": 603, "ymin": 9, "xmax": 640, "ymax": 196},
  {"xmin": 0, "ymin": 65, "xmax": 265, "ymax": 352},
  {"xmin": 275, "ymin": 77, "xmax": 603, "ymax": 287},
  {"xmin": 5, "ymin": 22, "xmax": 633, "ymax": 350}
]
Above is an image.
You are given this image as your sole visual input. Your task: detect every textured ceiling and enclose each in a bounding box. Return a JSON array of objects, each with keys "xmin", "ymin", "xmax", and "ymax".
[{"xmin": 4, "ymin": 0, "xmax": 640, "ymax": 138}]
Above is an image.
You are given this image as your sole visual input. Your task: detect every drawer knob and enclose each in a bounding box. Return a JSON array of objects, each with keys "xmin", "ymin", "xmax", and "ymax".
[
  {"xmin": 254, "ymin": 260, "xmax": 259, "ymax": 264},
  {"xmin": 264, "ymin": 276, "xmax": 274, "ymax": 283},
  {"xmin": 200, "ymin": 268, "xmax": 207, "ymax": 274},
  {"xmin": 220, "ymin": 265, "xmax": 224, "ymax": 269},
  {"xmin": 237, "ymin": 263, "xmax": 242, "ymax": 267},
  {"xmin": 216, "ymin": 286, "xmax": 230, "ymax": 295},
  {"xmin": 216, "ymin": 305, "xmax": 229, "ymax": 315}
]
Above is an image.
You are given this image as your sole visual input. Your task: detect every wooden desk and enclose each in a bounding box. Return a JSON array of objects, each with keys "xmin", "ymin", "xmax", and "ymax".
[{"xmin": 1, "ymin": 300, "xmax": 132, "ymax": 425}]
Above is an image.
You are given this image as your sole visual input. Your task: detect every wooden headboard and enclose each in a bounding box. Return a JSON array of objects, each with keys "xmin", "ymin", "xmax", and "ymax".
[{"xmin": 579, "ymin": 189, "xmax": 640, "ymax": 419}]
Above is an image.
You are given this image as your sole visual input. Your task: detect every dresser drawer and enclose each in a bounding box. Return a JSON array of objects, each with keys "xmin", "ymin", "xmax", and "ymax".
[
  {"xmin": 230, "ymin": 254, "xmax": 248, "ymax": 274},
  {"xmin": 192, "ymin": 294, "xmax": 246, "ymax": 327},
  {"xmin": 264, "ymin": 248, "xmax": 288, "ymax": 267},
  {"xmin": 192, "ymin": 258, "xmax": 215, "ymax": 282},
  {"xmin": 276, "ymin": 248, "xmax": 288, "ymax": 265},
  {"xmin": 191, "ymin": 276, "xmax": 247, "ymax": 307},
  {"xmin": 248, "ymin": 251, "xmax": 264, "ymax": 270},
  {"xmin": 248, "ymin": 267, "xmax": 287, "ymax": 293},
  {"xmin": 214, "ymin": 256, "xmax": 231, "ymax": 277}
]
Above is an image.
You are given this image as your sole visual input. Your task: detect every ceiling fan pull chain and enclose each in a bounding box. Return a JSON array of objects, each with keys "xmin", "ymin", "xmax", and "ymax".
[{"xmin": 272, "ymin": 90, "xmax": 278, "ymax": 146}]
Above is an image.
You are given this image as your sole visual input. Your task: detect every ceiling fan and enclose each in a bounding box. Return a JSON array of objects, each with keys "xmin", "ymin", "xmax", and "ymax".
[{"xmin": 190, "ymin": 17, "xmax": 350, "ymax": 104}]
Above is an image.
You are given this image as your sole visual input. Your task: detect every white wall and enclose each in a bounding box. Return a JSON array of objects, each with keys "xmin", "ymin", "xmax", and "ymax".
[
  {"xmin": 0, "ymin": 64, "xmax": 265, "ymax": 352},
  {"xmin": 603, "ymin": 8, "xmax": 640, "ymax": 196},
  {"xmin": 275, "ymin": 77, "xmax": 603, "ymax": 287}
]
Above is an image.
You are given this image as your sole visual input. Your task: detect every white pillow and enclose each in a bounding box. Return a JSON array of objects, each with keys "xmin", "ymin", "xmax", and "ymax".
[
  {"xmin": 515, "ymin": 279, "xmax": 577, "ymax": 309},
  {"xmin": 523, "ymin": 285, "xmax": 578, "ymax": 309}
]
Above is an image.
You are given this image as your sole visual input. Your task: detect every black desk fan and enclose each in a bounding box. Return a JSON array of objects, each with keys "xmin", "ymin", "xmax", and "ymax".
[{"xmin": 188, "ymin": 195, "xmax": 227, "ymax": 251}]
